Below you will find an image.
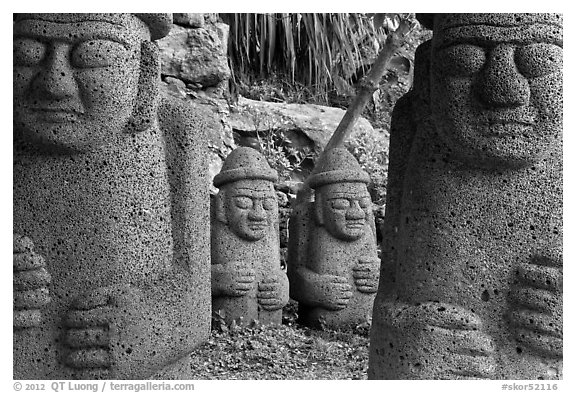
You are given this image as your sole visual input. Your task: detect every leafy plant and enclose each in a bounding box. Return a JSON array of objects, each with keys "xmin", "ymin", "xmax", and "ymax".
[{"xmin": 220, "ymin": 13, "xmax": 419, "ymax": 103}]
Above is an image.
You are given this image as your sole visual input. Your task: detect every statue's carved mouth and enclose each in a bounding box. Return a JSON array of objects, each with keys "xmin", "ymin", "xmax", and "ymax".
[
  {"xmin": 31, "ymin": 106, "xmax": 84, "ymax": 122},
  {"xmin": 248, "ymin": 223, "xmax": 267, "ymax": 230},
  {"xmin": 346, "ymin": 221, "xmax": 365, "ymax": 229}
]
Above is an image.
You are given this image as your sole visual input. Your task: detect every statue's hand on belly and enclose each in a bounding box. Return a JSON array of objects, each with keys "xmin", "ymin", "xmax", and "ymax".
[
  {"xmin": 13, "ymin": 234, "xmax": 51, "ymax": 329},
  {"xmin": 63, "ymin": 284, "xmax": 142, "ymax": 379},
  {"xmin": 376, "ymin": 300, "xmax": 496, "ymax": 379},
  {"xmin": 507, "ymin": 255, "xmax": 563, "ymax": 358},
  {"xmin": 353, "ymin": 256, "xmax": 380, "ymax": 293}
]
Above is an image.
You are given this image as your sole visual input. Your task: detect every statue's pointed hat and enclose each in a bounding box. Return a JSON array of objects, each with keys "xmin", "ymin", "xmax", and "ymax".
[
  {"xmin": 308, "ymin": 148, "xmax": 370, "ymax": 189},
  {"xmin": 214, "ymin": 147, "xmax": 278, "ymax": 188}
]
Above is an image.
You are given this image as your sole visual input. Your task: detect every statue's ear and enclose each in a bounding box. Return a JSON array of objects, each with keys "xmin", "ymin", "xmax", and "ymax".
[
  {"xmin": 215, "ymin": 190, "xmax": 228, "ymax": 225},
  {"xmin": 413, "ymin": 40, "xmax": 431, "ymax": 108},
  {"xmin": 313, "ymin": 191, "xmax": 324, "ymax": 226},
  {"xmin": 126, "ymin": 41, "xmax": 160, "ymax": 133}
]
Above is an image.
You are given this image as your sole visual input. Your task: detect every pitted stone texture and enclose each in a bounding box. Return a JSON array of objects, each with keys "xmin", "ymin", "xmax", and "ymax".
[
  {"xmin": 287, "ymin": 149, "xmax": 380, "ymax": 329},
  {"xmin": 14, "ymin": 13, "xmax": 210, "ymax": 380},
  {"xmin": 211, "ymin": 147, "xmax": 289, "ymax": 326},
  {"xmin": 368, "ymin": 13, "xmax": 562, "ymax": 380}
]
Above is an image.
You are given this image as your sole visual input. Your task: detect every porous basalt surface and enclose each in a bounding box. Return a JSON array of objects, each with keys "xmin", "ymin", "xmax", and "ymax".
[
  {"xmin": 13, "ymin": 13, "xmax": 211, "ymax": 379},
  {"xmin": 211, "ymin": 147, "xmax": 289, "ymax": 326},
  {"xmin": 288, "ymin": 148, "xmax": 380, "ymax": 329},
  {"xmin": 368, "ymin": 13, "xmax": 562, "ymax": 380}
]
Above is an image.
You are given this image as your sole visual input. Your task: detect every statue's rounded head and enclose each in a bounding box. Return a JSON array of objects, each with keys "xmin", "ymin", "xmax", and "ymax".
[
  {"xmin": 214, "ymin": 147, "xmax": 279, "ymax": 241},
  {"xmin": 13, "ymin": 13, "xmax": 172, "ymax": 153},
  {"xmin": 421, "ymin": 13, "xmax": 563, "ymax": 168},
  {"xmin": 310, "ymin": 148, "xmax": 372, "ymax": 242}
]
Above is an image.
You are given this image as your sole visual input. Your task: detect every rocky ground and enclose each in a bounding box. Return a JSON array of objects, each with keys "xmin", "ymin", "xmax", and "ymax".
[{"xmin": 186, "ymin": 322, "xmax": 370, "ymax": 380}]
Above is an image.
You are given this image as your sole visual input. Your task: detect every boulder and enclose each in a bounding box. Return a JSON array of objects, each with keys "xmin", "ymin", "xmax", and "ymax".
[
  {"xmin": 173, "ymin": 13, "xmax": 204, "ymax": 28},
  {"xmin": 158, "ymin": 23, "xmax": 231, "ymax": 88},
  {"xmin": 228, "ymin": 96, "xmax": 380, "ymax": 153}
]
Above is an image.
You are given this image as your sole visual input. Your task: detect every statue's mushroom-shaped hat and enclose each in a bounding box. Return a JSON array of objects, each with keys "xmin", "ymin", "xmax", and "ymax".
[
  {"xmin": 308, "ymin": 148, "xmax": 370, "ymax": 189},
  {"xmin": 214, "ymin": 147, "xmax": 278, "ymax": 188}
]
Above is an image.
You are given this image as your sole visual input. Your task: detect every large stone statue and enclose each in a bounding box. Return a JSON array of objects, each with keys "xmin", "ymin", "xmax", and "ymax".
[
  {"xmin": 369, "ymin": 14, "xmax": 562, "ymax": 379},
  {"xmin": 13, "ymin": 13, "xmax": 212, "ymax": 379},
  {"xmin": 211, "ymin": 147, "xmax": 289, "ymax": 326},
  {"xmin": 288, "ymin": 148, "xmax": 380, "ymax": 329}
]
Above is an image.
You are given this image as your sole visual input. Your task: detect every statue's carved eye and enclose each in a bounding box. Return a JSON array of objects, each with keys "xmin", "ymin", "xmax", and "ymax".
[
  {"xmin": 359, "ymin": 197, "xmax": 371, "ymax": 209},
  {"xmin": 262, "ymin": 198, "xmax": 276, "ymax": 211},
  {"xmin": 71, "ymin": 39, "xmax": 128, "ymax": 68},
  {"xmin": 437, "ymin": 44, "xmax": 486, "ymax": 76},
  {"xmin": 515, "ymin": 43, "xmax": 562, "ymax": 78},
  {"xmin": 234, "ymin": 196, "xmax": 253, "ymax": 209},
  {"xmin": 14, "ymin": 38, "xmax": 46, "ymax": 67},
  {"xmin": 331, "ymin": 198, "xmax": 350, "ymax": 210}
]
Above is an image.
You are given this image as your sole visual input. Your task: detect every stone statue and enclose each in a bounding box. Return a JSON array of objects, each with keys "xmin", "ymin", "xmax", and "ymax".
[
  {"xmin": 211, "ymin": 147, "xmax": 289, "ymax": 326},
  {"xmin": 13, "ymin": 13, "xmax": 212, "ymax": 379},
  {"xmin": 288, "ymin": 148, "xmax": 380, "ymax": 329},
  {"xmin": 369, "ymin": 13, "xmax": 562, "ymax": 379}
]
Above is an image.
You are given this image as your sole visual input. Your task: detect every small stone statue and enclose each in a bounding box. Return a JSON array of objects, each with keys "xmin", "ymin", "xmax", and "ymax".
[
  {"xmin": 13, "ymin": 13, "xmax": 212, "ymax": 379},
  {"xmin": 288, "ymin": 148, "xmax": 380, "ymax": 329},
  {"xmin": 369, "ymin": 13, "xmax": 562, "ymax": 379},
  {"xmin": 211, "ymin": 147, "xmax": 289, "ymax": 326}
]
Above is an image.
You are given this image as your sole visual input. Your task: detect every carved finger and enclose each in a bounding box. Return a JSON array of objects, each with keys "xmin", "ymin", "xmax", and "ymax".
[
  {"xmin": 509, "ymin": 287, "xmax": 561, "ymax": 312},
  {"xmin": 14, "ymin": 310, "xmax": 42, "ymax": 329},
  {"xmin": 13, "ymin": 235, "xmax": 34, "ymax": 253},
  {"xmin": 412, "ymin": 302, "xmax": 484, "ymax": 331},
  {"xmin": 258, "ymin": 297, "xmax": 281, "ymax": 306},
  {"xmin": 443, "ymin": 352, "xmax": 496, "ymax": 379},
  {"xmin": 65, "ymin": 307, "xmax": 110, "ymax": 328},
  {"xmin": 236, "ymin": 269, "xmax": 256, "ymax": 277},
  {"xmin": 14, "ymin": 253, "xmax": 45, "ymax": 271},
  {"xmin": 72, "ymin": 288, "xmax": 112, "ymax": 310},
  {"xmin": 260, "ymin": 276, "xmax": 279, "ymax": 284},
  {"xmin": 508, "ymin": 310, "xmax": 562, "ymax": 337},
  {"xmin": 233, "ymin": 282, "xmax": 252, "ymax": 292},
  {"xmin": 258, "ymin": 282, "xmax": 279, "ymax": 292},
  {"xmin": 14, "ymin": 268, "xmax": 51, "ymax": 290},
  {"xmin": 425, "ymin": 326, "xmax": 495, "ymax": 356},
  {"xmin": 64, "ymin": 348, "xmax": 111, "ymax": 369},
  {"xmin": 516, "ymin": 264, "xmax": 562, "ymax": 292},
  {"xmin": 14, "ymin": 288, "xmax": 50, "ymax": 309},
  {"xmin": 352, "ymin": 270, "xmax": 372, "ymax": 280},
  {"xmin": 329, "ymin": 275, "xmax": 349, "ymax": 284},
  {"xmin": 357, "ymin": 284, "xmax": 378, "ymax": 294},
  {"xmin": 257, "ymin": 290, "xmax": 279, "ymax": 299},
  {"xmin": 235, "ymin": 275, "xmax": 255, "ymax": 284},
  {"xmin": 332, "ymin": 283, "xmax": 352, "ymax": 292},
  {"xmin": 515, "ymin": 328, "xmax": 563, "ymax": 358},
  {"xmin": 65, "ymin": 328, "xmax": 110, "ymax": 348}
]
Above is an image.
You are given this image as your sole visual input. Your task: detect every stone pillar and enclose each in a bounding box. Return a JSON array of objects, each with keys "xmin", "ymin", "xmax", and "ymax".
[
  {"xmin": 287, "ymin": 148, "xmax": 380, "ymax": 329},
  {"xmin": 369, "ymin": 13, "xmax": 562, "ymax": 379},
  {"xmin": 211, "ymin": 147, "xmax": 289, "ymax": 326},
  {"xmin": 13, "ymin": 13, "xmax": 211, "ymax": 379}
]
